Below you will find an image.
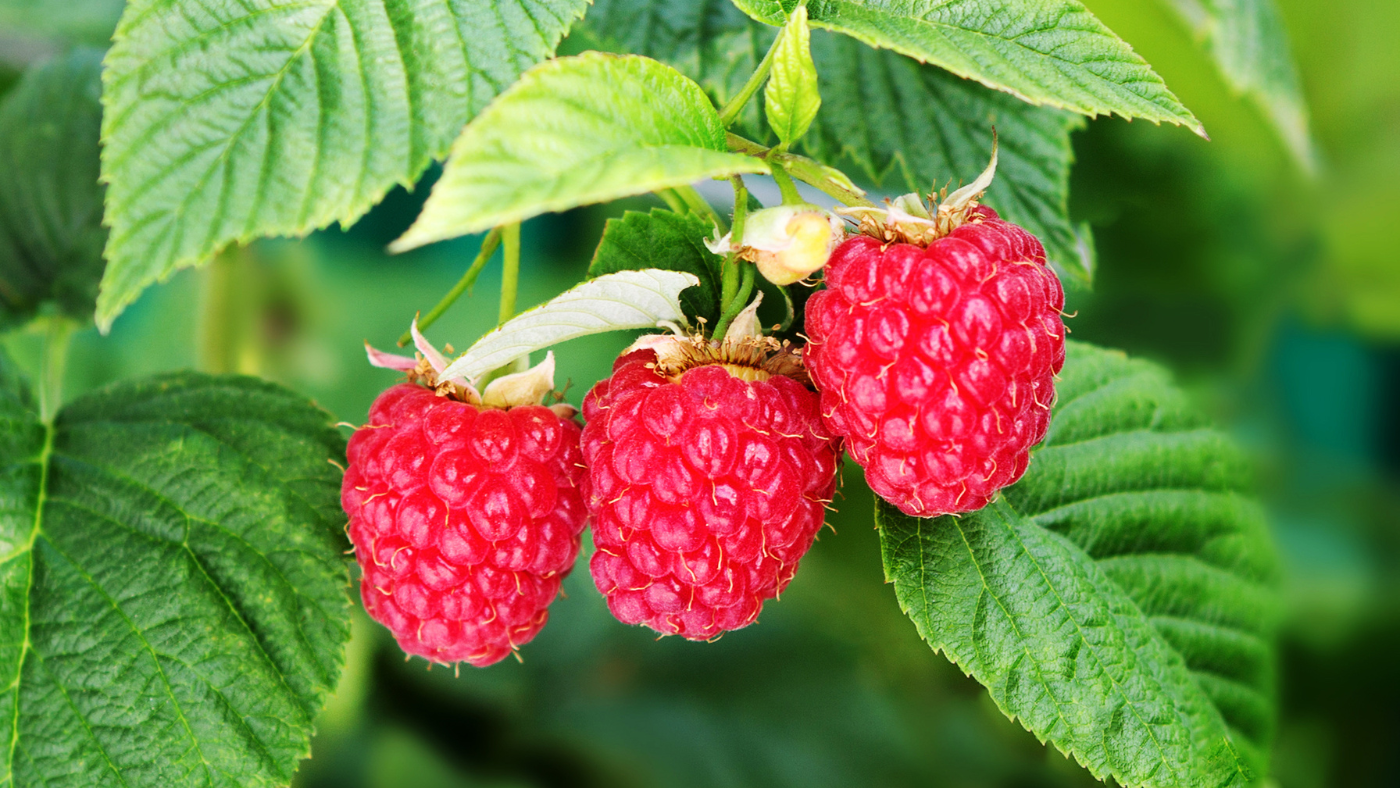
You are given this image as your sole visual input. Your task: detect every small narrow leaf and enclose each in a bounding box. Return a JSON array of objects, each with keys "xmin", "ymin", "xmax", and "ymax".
[
  {"xmin": 97, "ymin": 0, "xmax": 590, "ymax": 331},
  {"xmin": 731, "ymin": 0, "xmax": 1203, "ymax": 133},
  {"xmin": 440, "ymin": 269, "xmax": 700, "ymax": 382},
  {"xmin": 394, "ymin": 53, "xmax": 769, "ymax": 251},
  {"xmin": 1, "ymin": 372, "xmax": 351, "ymax": 788},
  {"xmin": 878, "ymin": 341, "xmax": 1280, "ymax": 786},
  {"xmin": 1162, "ymin": 0, "xmax": 1315, "ymax": 171},
  {"xmin": 588, "ymin": 209, "xmax": 724, "ymax": 325},
  {"xmin": 0, "ymin": 49, "xmax": 107, "ymax": 329},
  {"xmin": 765, "ymin": 4, "xmax": 822, "ymax": 147}
]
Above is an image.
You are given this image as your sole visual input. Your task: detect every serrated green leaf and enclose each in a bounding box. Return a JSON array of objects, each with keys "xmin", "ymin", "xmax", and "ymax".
[
  {"xmin": 0, "ymin": 372, "xmax": 351, "ymax": 788},
  {"xmin": 96, "ymin": 0, "xmax": 591, "ymax": 331},
  {"xmin": 440, "ymin": 269, "xmax": 700, "ymax": 382},
  {"xmin": 588, "ymin": 209, "xmax": 724, "ymax": 326},
  {"xmin": 877, "ymin": 341, "xmax": 1280, "ymax": 786},
  {"xmin": 394, "ymin": 53, "xmax": 769, "ymax": 250},
  {"xmin": 764, "ymin": 4, "xmax": 821, "ymax": 147},
  {"xmin": 0, "ymin": 49, "xmax": 107, "ymax": 329},
  {"xmin": 805, "ymin": 32, "xmax": 1093, "ymax": 286},
  {"xmin": 1163, "ymin": 0, "xmax": 1315, "ymax": 171},
  {"xmin": 731, "ymin": 0, "xmax": 1203, "ymax": 132}
]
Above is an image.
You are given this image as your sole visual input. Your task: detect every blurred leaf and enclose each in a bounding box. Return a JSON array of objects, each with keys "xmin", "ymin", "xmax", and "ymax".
[
  {"xmin": 878, "ymin": 341, "xmax": 1281, "ymax": 786},
  {"xmin": 0, "ymin": 0, "xmax": 125, "ymax": 44},
  {"xmin": 1162, "ymin": 0, "xmax": 1315, "ymax": 171},
  {"xmin": 588, "ymin": 209, "xmax": 724, "ymax": 326},
  {"xmin": 394, "ymin": 53, "xmax": 767, "ymax": 251},
  {"xmin": 439, "ymin": 269, "xmax": 700, "ymax": 382},
  {"xmin": 0, "ymin": 49, "xmax": 106, "ymax": 329},
  {"xmin": 97, "ymin": 0, "xmax": 590, "ymax": 331},
  {"xmin": 0, "ymin": 372, "xmax": 351, "ymax": 787},
  {"xmin": 730, "ymin": 0, "xmax": 1204, "ymax": 133},
  {"xmin": 764, "ymin": 4, "xmax": 821, "ymax": 147},
  {"xmin": 805, "ymin": 32, "xmax": 1094, "ymax": 286}
]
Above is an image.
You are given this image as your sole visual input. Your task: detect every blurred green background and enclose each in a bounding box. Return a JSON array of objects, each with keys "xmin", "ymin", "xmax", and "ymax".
[{"xmin": 2, "ymin": 0, "xmax": 1398, "ymax": 785}]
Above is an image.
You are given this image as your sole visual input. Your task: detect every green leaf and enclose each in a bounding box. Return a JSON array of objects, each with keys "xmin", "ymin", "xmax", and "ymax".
[
  {"xmin": 0, "ymin": 0, "xmax": 125, "ymax": 44},
  {"xmin": 878, "ymin": 341, "xmax": 1280, "ymax": 786},
  {"xmin": 805, "ymin": 32, "xmax": 1093, "ymax": 286},
  {"xmin": 394, "ymin": 53, "xmax": 769, "ymax": 250},
  {"xmin": 1, "ymin": 372, "xmax": 351, "ymax": 788},
  {"xmin": 0, "ymin": 49, "xmax": 107, "ymax": 329},
  {"xmin": 588, "ymin": 209, "xmax": 724, "ymax": 326},
  {"xmin": 764, "ymin": 3, "xmax": 821, "ymax": 147},
  {"xmin": 731, "ymin": 0, "xmax": 1203, "ymax": 133},
  {"xmin": 1163, "ymin": 0, "xmax": 1315, "ymax": 171},
  {"xmin": 97, "ymin": 0, "xmax": 591, "ymax": 332},
  {"xmin": 439, "ymin": 269, "xmax": 700, "ymax": 382}
]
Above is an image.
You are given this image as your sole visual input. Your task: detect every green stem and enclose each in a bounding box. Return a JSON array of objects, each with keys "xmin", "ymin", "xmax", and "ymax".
[
  {"xmin": 770, "ymin": 160, "xmax": 804, "ymax": 205},
  {"xmin": 718, "ymin": 176, "xmax": 749, "ymax": 324},
  {"xmin": 712, "ymin": 262, "xmax": 756, "ymax": 340},
  {"xmin": 718, "ymin": 35, "xmax": 780, "ymax": 128},
  {"xmin": 499, "ymin": 223, "xmax": 521, "ymax": 325},
  {"xmin": 728, "ymin": 133, "xmax": 876, "ymax": 208},
  {"xmin": 398, "ymin": 227, "xmax": 503, "ymax": 346},
  {"xmin": 38, "ymin": 316, "xmax": 73, "ymax": 423},
  {"xmin": 675, "ymin": 185, "xmax": 726, "ymax": 233},
  {"xmin": 656, "ymin": 189, "xmax": 687, "ymax": 214}
]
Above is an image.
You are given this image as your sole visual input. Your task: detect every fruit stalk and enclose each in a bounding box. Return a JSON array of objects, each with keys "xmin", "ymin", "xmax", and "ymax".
[{"xmin": 398, "ymin": 227, "xmax": 503, "ymax": 346}]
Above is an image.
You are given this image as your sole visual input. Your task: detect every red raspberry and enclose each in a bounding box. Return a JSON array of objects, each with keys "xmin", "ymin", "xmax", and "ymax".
[
  {"xmin": 581, "ymin": 344, "xmax": 842, "ymax": 640},
  {"xmin": 805, "ymin": 206, "xmax": 1066, "ymax": 516},
  {"xmin": 341, "ymin": 383, "xmax": 587, "ymax": 666}
]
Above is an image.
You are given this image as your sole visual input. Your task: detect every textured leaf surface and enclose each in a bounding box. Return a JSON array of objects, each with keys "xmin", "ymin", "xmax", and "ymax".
[
  {"xmin": 588, "ymin": 209, "xmax": 724, "ymax": 326},
  {"xmin": 440, "ymin": 269, "xmax": 700, "ymax": 382},
  {"xmin": 0, "ymin": 372, "xmax": 351, "ymax": 788},
  {"xmin": 581, "ymin": 2, "xmax": 1092, "ymax": 284},
  {"xmin": 395, "ymin": 53, "xmax": 768, "ymax": 250},
  {"xmin": 731, "ymin": 0, "xmax": 1202, "ymax": 132},
  {"xmin": 764, "ymin": 4, "xmax": 821, "ymax": 147},
  {"xmin": 878, "ymin": 341, "xmax": 1280, "ymax": 786},
  {"xmin": 1163, "ymin": 0, "xmax": 1314, "ymax": 170},
  {"xmin": 805, "ymin": 32, "xmax": 1093, "ymax": 285},
  {"xmin": 97, "ymin": 0, "xmax": 590, "ymax": 330},
  {"xmin": 0, "ymin": 50, "xmax": 107, "ymax": 329}
]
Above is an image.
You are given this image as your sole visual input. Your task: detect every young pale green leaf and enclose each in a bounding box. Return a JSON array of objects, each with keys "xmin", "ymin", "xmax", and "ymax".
[
  {"xmin": 439, "ymin": 269, "xmax": 700, "ymax": 382},
  {"xmin": 588, "ymin": 209, "xmax": 725, "ymax": 326},
  {"xmin": 393, "ymin": 53, "xmax": 768, "ymax": 251},
  {"xmin": 0, "ymin": 371, "xmax": 351, "ymax": 788},
  {"xmin": 805, "ymin": 32, "xmax": 1093, "ymax": 286},
  {"xmin": 0, "ymin": 49, "xmax": 107, "ymax": 329},
  {"xmin": 878, "ymin": 341, "xmax": 1280, "ymax": 786},
  {"xmin": 1162, "ymin": 0, "xmax": 1315, "ymax": 171},
  {"xmin": 731, "ymin": 0, "xmax": 1203, "ymax": 133},
  {"xmin": 97, "ymin": 0, "xmax": 590, "ymax": 332},
  {"xmin": 764, "ymin": 4, "xmax": 822, "ymax": 147}
]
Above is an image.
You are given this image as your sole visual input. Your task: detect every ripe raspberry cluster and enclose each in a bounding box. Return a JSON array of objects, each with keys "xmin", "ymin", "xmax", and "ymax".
[
  {"xmin": 805, "ymin": 206, "xmax": 1066, "ymax": 516},
  {"xmin": 580, "ymin": 347, "xmax": 842, "ymax": 640},
  {"xmin": 342, "ymin": 383, "xmax": 587, "ymax": 666}
]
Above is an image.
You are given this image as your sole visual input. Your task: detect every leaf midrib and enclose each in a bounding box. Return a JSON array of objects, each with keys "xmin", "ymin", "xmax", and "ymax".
[{"xmin": 1, "ymin": 418, "xmax": 49, "ymax": 787}]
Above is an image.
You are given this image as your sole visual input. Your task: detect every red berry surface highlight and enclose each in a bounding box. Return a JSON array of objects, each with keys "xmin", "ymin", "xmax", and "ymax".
[
  {"xmin": 805, "ymin": 206, "xmax": 1066, "ymax": 517},
  {"xmin": 342, "ymin": 383, "xmax": 587, "ymax": 666},
  {"xmin": 581, "ymin": 348, "xmax": 842, "ymax": 640}
]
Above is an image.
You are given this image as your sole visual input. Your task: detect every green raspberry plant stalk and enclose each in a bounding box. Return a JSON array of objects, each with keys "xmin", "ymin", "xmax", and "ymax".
[{"xmin": 0, "ymin": 0, "xmax": 1315, "ymax": 785}]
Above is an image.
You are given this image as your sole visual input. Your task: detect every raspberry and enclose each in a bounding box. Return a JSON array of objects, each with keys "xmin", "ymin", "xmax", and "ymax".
[
  {"xmin": 805, "ymin": 205, "xmax": 1066, "ymax": 516},
  {"xmin": 343, "ymin": 345, "xmax": 587, "ymax": 665},
  {"xmin": 580, "ymin": 339, "xmax": 842, "ymax": 640}
]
